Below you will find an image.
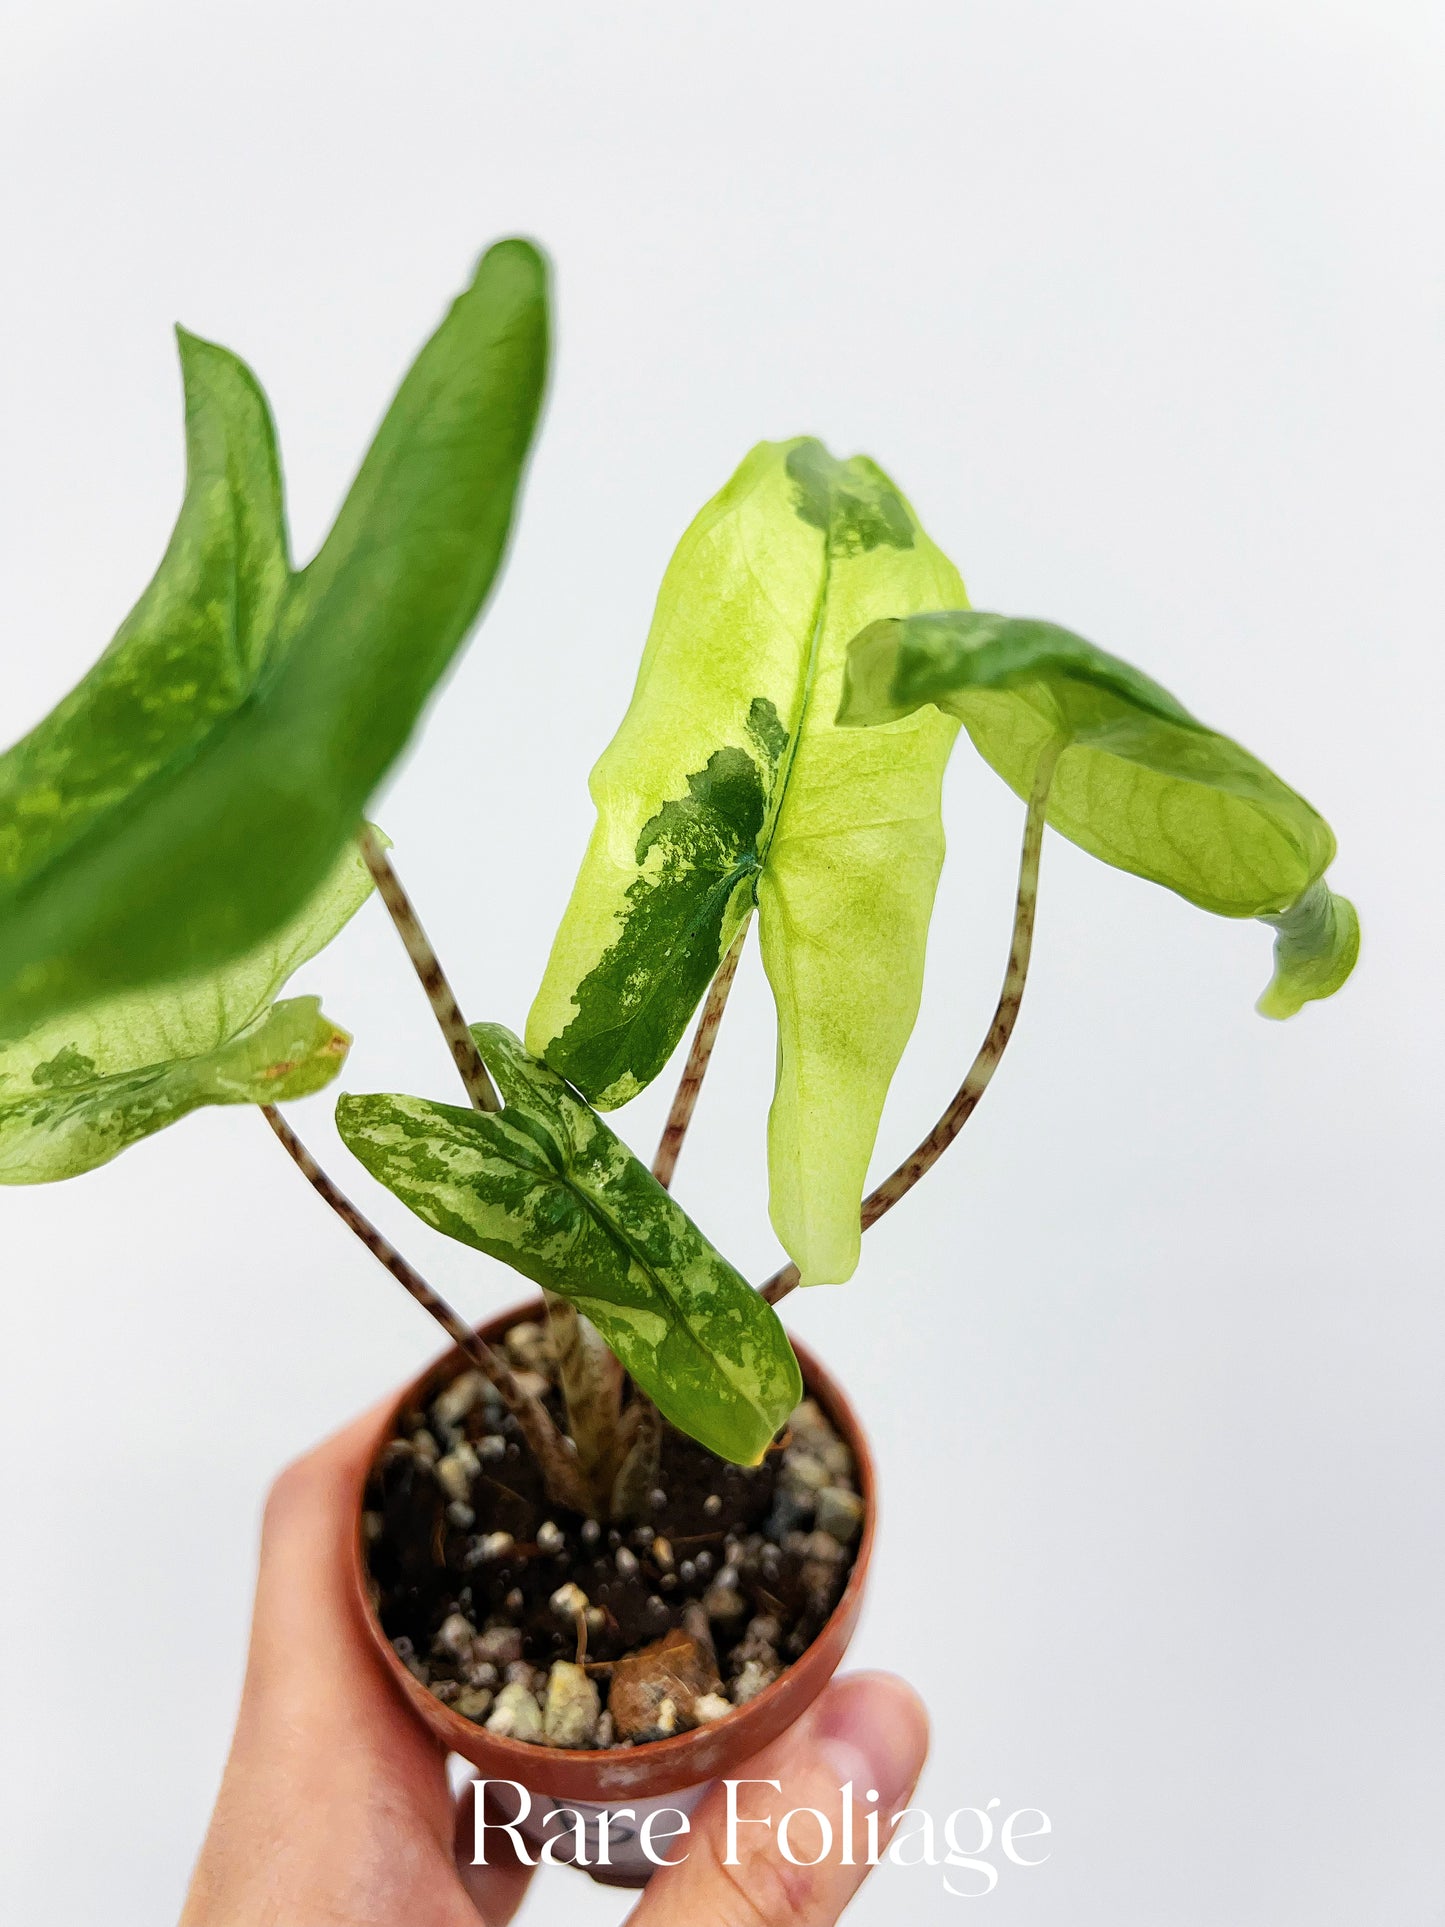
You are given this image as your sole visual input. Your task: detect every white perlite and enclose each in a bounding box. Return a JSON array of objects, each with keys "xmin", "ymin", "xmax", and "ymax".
[
  {"xmin": 486, "ymin": 1681, "xmax": 544, "ymax": 1742},
  {"xmin": 543, "ymin": 1662, "xmax": 600, "ymax": 1748}
]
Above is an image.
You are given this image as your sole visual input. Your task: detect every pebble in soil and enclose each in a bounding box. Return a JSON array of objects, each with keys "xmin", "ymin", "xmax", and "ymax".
[{"xmin": 364, "ymin": 1319, "xmax": 863, "ymax": 1750}]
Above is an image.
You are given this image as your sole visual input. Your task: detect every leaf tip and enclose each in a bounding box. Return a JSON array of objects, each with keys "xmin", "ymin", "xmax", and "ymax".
[
  {"xmin": 470, "ymin": 235, "xmax": 551, "ymax": 307},
  {"xmin": 1256, "ymin": 882, "xmax": 1360, "ymax": 1020}
]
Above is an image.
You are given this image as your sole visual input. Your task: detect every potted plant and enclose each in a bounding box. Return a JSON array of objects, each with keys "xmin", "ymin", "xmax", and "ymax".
[{"xmin": 0, "ymin": 239, "xmax": 1357, "ymax": 1887}]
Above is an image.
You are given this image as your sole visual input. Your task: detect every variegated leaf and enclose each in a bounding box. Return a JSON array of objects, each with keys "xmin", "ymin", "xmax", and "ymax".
[
  {"xmin": 528, "ymin": 438, "xmax": 967, "ymax": 1285},
  {"xmin": 839, "ymin": 611, "xmax": 1358, "ymax": 1015},
  {"xmin": 0, "ymin": 996, "xmax": 349, "ymax": 1183},
  {"xmin": 335, "ymin": 1024, "xmax": 802, "ymax": 1466},
  {"xmin": 0, "ymin": 241, "xmax": 546, "ymax": 1040},
  {"xmin": 0, "ymin": 837, "xmax": 374, "ymax": 1092},
  {"xmin": 0, "ymin": 837, "xmax": 372, "ymax": 1181}
]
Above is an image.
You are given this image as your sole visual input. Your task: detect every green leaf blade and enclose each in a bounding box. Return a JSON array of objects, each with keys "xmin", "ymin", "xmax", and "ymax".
[
  {"xmin": 527, "ymin": 441, "xmax": 815, "ymax": 1106},
  {"xmin": 336, "ymin": 1026, "xmax": 802, "ymax": 1465},
  {"xmin": 840, "ymin": 610, "xmax": 1356, "ymax": 1012},
  {"xmin": 528, "ymin": 439, "xmax": 966, "ymax": 1284},
  {"xmin": 0, "ymin": 331, "xmax": 288, "ymax": 899},
  {"xmin": 758, "ymin": 456, "xmax": 965, "ymax": 1285},
  {"xmin": 0, "ymin": 241, "xmax": 548, "ymax": 1040},
  {"xmin": 0, "ymin": 836, "xmax": 372, "ymax": 1182},
  {"xmin": 0, "ymin": 996, "xmax": 349, "ymax": 1184},
  {"xmin": 0, "ymin": 836, "xmax": 374, "ymax": 1090}
]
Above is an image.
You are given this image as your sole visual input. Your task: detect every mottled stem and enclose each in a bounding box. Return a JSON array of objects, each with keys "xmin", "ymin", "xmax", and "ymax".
[
  {"xmin": 357, "ymin": 839, "xmax": 628, "ymax": 1503},
  {"xmin": 259, "ymin": 1104, "xmax": 593, "ymax": 1516},
  {"xmin": 760, "ymin": 741, "xmax": 1062, "ymax": 1307},
  {"xmin": 652, "ymin": 917, "xmax": 751, "ymax": 1190},
  {"xmin": 605, "ymin": 923, "xmax": 755, "ymax": 1516},
  {"xmin": 357, "ymin": 825, "xmax": 500, "ymax": 1113},
  {"xmin": 609, "ymin": 1397, "xmax": 663, "ymax": 1522},
  {"xmin": 545, "ymin": 1298, "xmax": 623, "ymax": 1511}
]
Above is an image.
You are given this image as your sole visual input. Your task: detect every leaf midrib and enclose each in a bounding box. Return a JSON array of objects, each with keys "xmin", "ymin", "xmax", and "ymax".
[
  {"xmin": 754, "ymin": 506, "xmax": 834, "ymax": 875},
  {"xmin": 475, "ymin": 1093, "xmax": 773, "ymax": 1425}
]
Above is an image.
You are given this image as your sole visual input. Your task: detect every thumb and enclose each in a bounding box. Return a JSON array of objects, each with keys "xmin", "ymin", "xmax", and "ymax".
[
  {"xmin": 630, "ymin": 1672, "xmax": 929, "ymax": 1927},
  {"xmin": 239, "ymin": 1404, "xmax": 434, "ymax": 1765},
  {"xmin": 211, "ymin": 1410, "xmax": 452, "ymax": 1842},
  {"xmin": 181, "ymin": 1407, "xmax": 459, "ymax": 1925}
]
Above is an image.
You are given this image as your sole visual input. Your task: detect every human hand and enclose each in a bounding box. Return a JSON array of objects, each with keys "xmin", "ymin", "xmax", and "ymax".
[{"xmin": 180, "ymin": 1407, "xmax": 929, "ymax": 1926}]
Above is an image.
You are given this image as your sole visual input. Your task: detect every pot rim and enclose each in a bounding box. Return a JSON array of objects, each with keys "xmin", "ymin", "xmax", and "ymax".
[{"xmin": 350, "ymin": 1297, "xmax": 876, "ymax": 1799}]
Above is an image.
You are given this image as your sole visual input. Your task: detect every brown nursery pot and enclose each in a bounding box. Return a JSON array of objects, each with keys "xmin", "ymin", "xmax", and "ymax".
[{"xmin": 351, "ymin": 1298, "xmax": 876, "ymax": 1885}]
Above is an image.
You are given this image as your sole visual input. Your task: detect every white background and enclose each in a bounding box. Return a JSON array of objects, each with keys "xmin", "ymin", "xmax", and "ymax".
[{"xmin": 1, "ymin": 3, "xmax": 1441, "ymax": 1921}]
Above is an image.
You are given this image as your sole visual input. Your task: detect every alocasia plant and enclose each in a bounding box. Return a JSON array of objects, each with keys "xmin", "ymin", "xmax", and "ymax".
[{"xmin": 0, "ymin": 235, "xmax": 1359, "ymax": 1514}]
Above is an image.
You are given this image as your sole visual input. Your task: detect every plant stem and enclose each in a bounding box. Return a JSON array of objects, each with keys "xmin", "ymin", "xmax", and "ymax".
[
  {"xmin": 603, "ymin": 919, "xmax": 755, "ymax": 1514},
  {"xmin": 609, "ymin": 1398, "xmax": 663, "ymax": 1521},
  {"xmin": 259, "ymin": 1104, "xmax": 593, "ymax": 1516},
  {"xmin": 652, "ymin": 916, "xmax": 751, "ymax": 1189},
  {"xmin": 357, "ymin": 824, "xmax": 500, "ymax": 1113},
  {"xmin": 760, "ymin": 740, "xmax": 1062, "ymax": 1307},
  {"xmin": 545, "ymin": 1296, "xmax": 623, "ymax": 1510},
  {"xmin": 358, "ymin": 830, "xmax": 654, "ymax": 1508},
  {"xmin": 356, "ymin": 829, "xmax": 628, "ymax": 1503}
]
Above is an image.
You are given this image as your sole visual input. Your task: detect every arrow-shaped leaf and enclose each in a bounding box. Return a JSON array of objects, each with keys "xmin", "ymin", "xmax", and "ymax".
[
  {"xmin": 527, "ymin": 438, "xmax": 967, "ymax": 1286},
  {"xmin": 335, "ymin": 1024, "xmax": 802, "ymax": 1466},
  {"xmin": 0, "ymin": 239, "xmax": 547, "ymax": 1040},
  {"xmin": 839, "ymin": 611, "xmax": 1358, "ymax": 1015}
]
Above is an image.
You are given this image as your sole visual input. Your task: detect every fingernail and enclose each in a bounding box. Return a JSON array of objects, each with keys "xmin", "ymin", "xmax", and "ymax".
[{"xmin": 810, "ymin": 1674, "xmax": 926, "ymax": 1808}]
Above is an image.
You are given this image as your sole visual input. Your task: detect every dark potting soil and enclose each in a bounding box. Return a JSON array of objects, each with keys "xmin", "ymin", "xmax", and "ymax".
[{"xmin": 363, "ymin": 1318, "xmax": 865, "ymax": 1749}]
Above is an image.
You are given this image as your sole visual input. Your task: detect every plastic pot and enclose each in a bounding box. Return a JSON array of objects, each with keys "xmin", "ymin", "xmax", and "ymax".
[{"xmin": 350, "ymin": 1298, "xmax": 876, "ymax": 1886}]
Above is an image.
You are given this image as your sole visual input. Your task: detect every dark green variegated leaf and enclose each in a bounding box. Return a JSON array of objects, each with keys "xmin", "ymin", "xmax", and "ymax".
[
  {"xmin": 839, "ymin": 611, "xmax": 1357, "ymax": 1015},
  {"xmin": 0, "ymin": 240, "xmax": 546, "ymax": 1041},
  {"xmin": 0, "ymin": 996, "xmax": 348, "ymax": 1184},
  {"xmin": 528, "ymin": 439, "xmax": 967, "ymax": 1286},
  {"xmin": 335, "ymin": 1024, "xmax": 802, "ymax": 1465}
]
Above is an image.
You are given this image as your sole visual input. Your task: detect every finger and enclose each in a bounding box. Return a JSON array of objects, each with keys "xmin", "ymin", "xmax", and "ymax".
[
  {"xmin": 181, "ymin": 1404, "xmax": 463, "ymax": 1924},
  {"xmin": 453, "ymin": 1778, "xmax": 536, "ymax": 1925},
  {"xmin": 230, "ymin": 1401, "xmax": 452, "ymax": 1821},
  {"xmin": 630, "ymin": 1672, "xmax": 929, "ymax": 1927},
  {"xmin": 246, "ymin": 1400, "xmax": 389, "ymax": 1694}
]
